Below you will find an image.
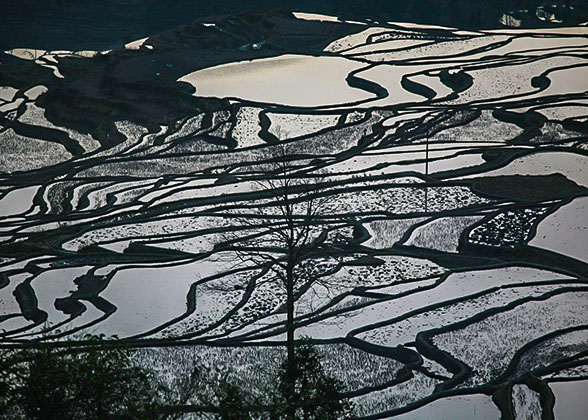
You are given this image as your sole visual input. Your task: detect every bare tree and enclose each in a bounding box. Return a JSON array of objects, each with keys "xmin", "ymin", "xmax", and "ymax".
[{"xmin": 224, "ymin": 144, "xmax": 332, "ymax": 418}]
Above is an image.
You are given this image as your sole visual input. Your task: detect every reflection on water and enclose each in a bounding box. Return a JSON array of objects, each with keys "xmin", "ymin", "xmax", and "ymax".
[
  {"xmin": 551, "ymin": 379, "xmax": 588, "ymax": 420},
  {"xmin": 387, "ymin": 394, "xmax": 500, "ymax": 420},
  {"xmin": 178, "ymin": 54, "xmax": 373, "ymax": 107}
]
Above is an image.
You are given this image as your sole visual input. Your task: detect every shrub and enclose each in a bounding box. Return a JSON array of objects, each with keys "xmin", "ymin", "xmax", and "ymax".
[
  {"xmin": 270, "ymin": 339, "xmax": 353, "ymax": 420},
  {"xmin": 0, "ymin": 335, "xmax": 168, "ymax": 420}
]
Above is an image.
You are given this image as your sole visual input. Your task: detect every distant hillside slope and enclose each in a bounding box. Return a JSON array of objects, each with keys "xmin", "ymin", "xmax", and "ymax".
[{"xmin": 1, "ymin": 0, "xmax": 587, "ymax": 51}]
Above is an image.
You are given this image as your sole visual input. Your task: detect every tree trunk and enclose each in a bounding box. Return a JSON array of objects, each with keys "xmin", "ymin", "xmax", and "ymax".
[
  {"xmin": 285, "ymin": 262, "xmax": 296, "ymax": 420},
  {"xmin": 286, "ymin": 280, "xmax": 295, "ymax": 367}
]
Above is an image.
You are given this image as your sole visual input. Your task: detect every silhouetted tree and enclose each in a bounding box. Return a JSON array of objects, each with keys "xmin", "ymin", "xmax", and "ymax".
[
  {"xmin": 198, "ymin": 339, "xmax": 352, "ymax": 420},
  {"xmin": 0, "ymin": 335, "xmax": 169, "ymax": 420},
  {"xmin": 1, "ymin": 336, "xmax": 351, "ymax": 420},
  {"xmin": 270, "ymin": 339, "xmax": 352, "ymax": 420},
  {"xmin": 225, "ymin": 144, "xmax": 333, "ymax": 419}
]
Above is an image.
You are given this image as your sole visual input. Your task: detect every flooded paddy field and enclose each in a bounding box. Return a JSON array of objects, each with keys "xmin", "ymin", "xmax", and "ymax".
[{"xmin": 1, "ymin": 9, "xmax": 587, "ymax": 419}]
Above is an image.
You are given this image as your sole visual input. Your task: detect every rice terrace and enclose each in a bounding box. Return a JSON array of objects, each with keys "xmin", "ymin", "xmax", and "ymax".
[{"xmin": 0, "ymin": 1, "xmax": 587, "ymax": 419}]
